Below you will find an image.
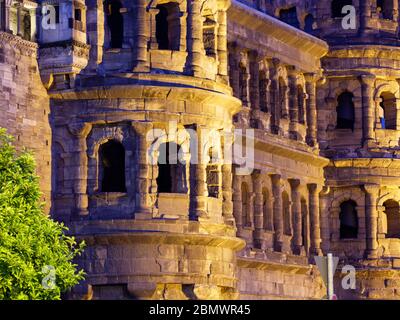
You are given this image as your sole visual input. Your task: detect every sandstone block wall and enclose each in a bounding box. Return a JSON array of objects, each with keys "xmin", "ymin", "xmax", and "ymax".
[{"xmin": 0, "ymin": 32, "xmax": 51, "ymax": 211}]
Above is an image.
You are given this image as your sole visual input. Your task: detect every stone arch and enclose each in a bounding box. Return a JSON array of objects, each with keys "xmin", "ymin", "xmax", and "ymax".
[
  {"xmin": 148, "ymin": 127, "xmax": 191, "ymax": 166},
  {"xmin": 86, "ymin": 125, "xmax": 134, "ymax": 194},
  {"xmin": 339, "ymin": 199, "xmax": 359, "ymax": 239}
]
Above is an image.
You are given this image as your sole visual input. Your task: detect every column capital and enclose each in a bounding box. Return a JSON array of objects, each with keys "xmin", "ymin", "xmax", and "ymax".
[
  {"xmin": 68, "ymin": 122, "xmax": 92, "ymax": 138},
  {"xmin": 286, "ymin": 66, "xmax": 300, "ymax": 78},
  {"xmin": 288, "ymin": 178, "xmax": 301, "ymax": 190},
  {"xmin": 304, "ymin": 72, "xmax": 319, "ymax": 84},
  {"xmin": 307, "ymin": 183, "xmax": 323, "ymax": 194},
  {"xmin": 270, "ymin": 173, "xmax": 281, "ymax": 184},
  {"xmin": 131, "ymin": 122, "xmax": 153, "ymax": 136},
  {"xmin": 359, "ymin": 74, "xmax": 376, "ymax": 86},
  {"xmin": 363, "ymin": 183, "xmax": 380, "ymax": 196}
]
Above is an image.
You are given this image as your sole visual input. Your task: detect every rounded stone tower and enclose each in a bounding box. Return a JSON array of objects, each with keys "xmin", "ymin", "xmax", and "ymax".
[
  {"xmin": 313, "ymin": 0, "xmax": 400, "ymax": 299},
  {"xmin": 38, "ymin": 0, "xmax": 245, "ymax": 299}
]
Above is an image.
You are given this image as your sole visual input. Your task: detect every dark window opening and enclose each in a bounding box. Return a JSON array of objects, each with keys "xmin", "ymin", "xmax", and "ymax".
[
  {"xmin": 282, "ymin": 191, "xmax": 291, "ymax": 236},
  {"xmin": 279, "ymin": 7, "xmax": 300, "ymax": 29},
  {"xmin": 298, "ymin": 85, "xmax": 305, "ymax": 124},
  {"xmin": 331, "ymin": 0, "xmax": 353, "ymax": 18},
  {"xmin": 106, "ymin": 0, "xmax": 123, "ymax": 48},
  {"xmin": 206, "ymin": 148, "xmax": 219, "ymax": 198},
  {"xmin": 54, "ymin": 5, "xmax": 60, "ymax": 24},
  {"xmin": 157, "ymin": 142, "xmax": 187, "ymax": 193},
  {"xmin": 336, "ymin": 91, "xmax": 355, "ymax": 130},
  {"xmin": 203, "ymin": 17, "xmax": 216, "ymax": 57},
  {"xmin": 75, "ymin": 8, "xmax": 82, "ymax": 21},
  {"xmin": 301, "ymin": 199, "xmax": 308, "ymax": 251},
  {"xmin": 304, "ymin": 14, "xmax": 315, "ymax": 33},
  {"xmin": 100, "ymin": 140, "xmax": 126, "ymax": 193},
  {"xmin": 21, "ymin": 10, "xmax": 31, "ymax": 41},
  {"xmin": 259, "ymin": 70, "xmax": 269, "ymax": 113},
  {"xmin": 339, "ymin": 200, "xmax": 358, "ymax": 239},
  {"xmin": 156, "ymin": 3, "xmax": 181, "ymax": 50},
  {"xmin": 262, "ymin": 188, "xmax": 271, "ymax": 230},
  {"xmin": 377, "ymin": 0, "xmax": 394, "ymax": 20},
  {"xmin": 384, "ymin": 200, "xmax": 400, "ymax": 238},
  {"xmin": 279, "ymin": 77, "xmax": 288, "ymax": 118},
  {"xmin": 379, "ymin": 92, "xmax": 397, "ymax": 130},
  {"xmin": 241, "ymin": 182, "xmax": 250, "ymax": 227}
]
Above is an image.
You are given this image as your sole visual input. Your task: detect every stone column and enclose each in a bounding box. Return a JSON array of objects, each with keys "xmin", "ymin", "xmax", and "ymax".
[
  {"xmin": 359, "ymin": 0, "xmax": 373, "ymax": 36},
  {"xmin": 228, "ymin": 42, "xmax": 240, "ymax": 99},
  {"xmin": 288, "ymin": 67, "xmax": 299, "ymax": 140},
  {"xmin": 360, "ymin": 74, "xmax": 376, "ymax": 146},
  {"xmin": 319, "ymin": 186, "xmax": 331, "ymax": 254},
  {"xmin": 271, "ymin": 174, "xmax": 284, "ymax": 252},
  {"xmin": 86, "ymin": 0, "xmax": 104, "ymax": 71},
  {"xmin": 68, "ymin": 122, "xmax": 92, "ymax": 216},
  {"xmin": 289, "ymin": 179, "xmax": 302, "ymax": 255},
  {"xmin": 249, "ymin": 50, "xmax": 260, "ymax": 110},
  {"xmin": 16, "ymin": 3, "xmax": 21, "ymax": 36},
  {"xmin": 239, "ymin": 50, "xmax": 250, "ymax": 108},
  {"xmin": 133, "ymin": 123, "xmax": 155, "ymax": 219},
  {"xmin": 259, "ymin": 65, "xmax": 270, "ymax": 113},
  {"xmin": 186, "ymin": 0, "xmax": 203, "ymax": 76},
  {"xmin": 149, "ymin": 7, "xmax": 159, "ymax": 49},
  {"xmin": 189, "ymin": 126, "xmax": 207, "ymax": 219},
  {"xmin": 232, "ymin": 175, "xmax": 242, "ymax": 229},
  {"xmin": 222, "ymin": 163, "xmax": 235, "ymax": 226},
  {"xmin": 253, "ymin": 171, "xmax": 263, "ymax": 248},
  {"xmin": 133, "ymin": 0, "xmax": 150, "ymax": 71},
  {"xmin": 268, "ymin": 58, "xmax": 280, "ymax": 134},
  {"xmin": 308, "ymin": 183, "xmax": 322, "ymax": 255},
  {"xmin": 304, "ymin": 73, "xmax": 318, "ymax": 147},
  {"xmin": 216, "ymin": 9, "xmax": 228, "ymax": 82},
  {"xmin": 363, "ymin": 184, "xmax": 379, "ymax": 259},
  {"xmin": 4, "ymin": 0, "xmax": 11, "ymax": 32}
]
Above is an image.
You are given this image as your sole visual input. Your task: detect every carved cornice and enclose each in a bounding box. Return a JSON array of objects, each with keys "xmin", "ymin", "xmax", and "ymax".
[{"xmin": 0, "ymin": 32, "xmax": 38, "ymax": 57}]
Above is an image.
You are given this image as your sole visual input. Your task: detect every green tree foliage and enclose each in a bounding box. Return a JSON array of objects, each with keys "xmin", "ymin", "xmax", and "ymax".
[{"xmin": 0, "ymin": 129, "xmax": 85, "ymax": 299}]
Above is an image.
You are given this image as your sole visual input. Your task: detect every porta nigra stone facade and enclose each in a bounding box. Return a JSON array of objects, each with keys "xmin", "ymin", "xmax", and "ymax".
[{"xmin": 3, "ymin": 0, "xmax": 400, "ymax": 300}]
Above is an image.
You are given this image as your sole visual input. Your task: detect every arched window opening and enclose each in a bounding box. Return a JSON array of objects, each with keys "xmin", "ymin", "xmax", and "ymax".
[
  {"xmin": 297, "ymin": 85, "xmax": 305, "ymax": 124},
  {"xmin": 203, "ymin": 16, "xmax": 217, "ymax": 57},
  {"xmin": 336, "ymin": 91, "xmax": 355, "ymax": 130},
  {"xmin": 379, "ymin": 92, "xmax": 397, "ymax": 130},
  {"xmin": 304, "ymin": 14, "xmax": 315, "ymax": 33},
  {"xmin": 99, "ymin": 140, "xmax": 126, "ymax": 193},
  {"xmin": 331, "ymin": 0, "xmax": 353, "ymax": 18},
  {"xmin": 206, "ymin": 148, "xmax": 219, "ymax": 198},
  {"xmin": 241, "ymin": 182, "xmax": 250, "ymax": 227},
  {"xmin": 384, "ymin": 200, "xmax": 400, "ymax": 238},
  {"xmin": 106, "ymin": 0, "xmax": 123, "ymax": 48},
  {"xmin": 156, "ymin": 3, "xmax": 181, "ymax": 50},
  {"xmin": 301, "ymin": 198, "xmax": 309, "ymax": 252},
  {"xmin": 377, "ymin": 0, "xmax": 394, "ymax": 20},
  {"xmin": 279, "ymin": 7, "xmax": 300, "ymax": 29},
  {"xmin": 157, "ymin": 142, "xmax": 187, "ymax": 194},
  {"xmin": 339, "ymin": 200, "xmax": 358, "ymax": 239},
  {"xmin": 282, "ymin": 191, "xmax": 291, "ymax": 236}
]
